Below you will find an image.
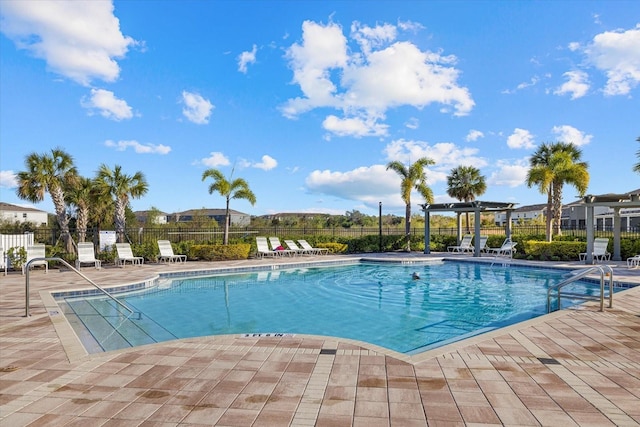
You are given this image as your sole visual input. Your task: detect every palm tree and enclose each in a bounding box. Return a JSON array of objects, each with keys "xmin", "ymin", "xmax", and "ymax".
[
  {"xmin": 634, "ymin": 137, "xmax": 640, "ymax": 174},
  {"xmin": 66, "ymin": 177, "xmax": 95, "ymax": 243},
  {"xmin": 446, "ymin": 165, "xmax": 487, "ymax": 233},
  {"xmin": 527, "ymin": 142, "xmax": 589, "ymax": 241},
  {"xmin": 95, "ymin": 164, "xmax": 149, "ymax": 243},
  {"xmin": 202, "ymin": 168, "xmax": 256, "ymax": 245},
  {"xmin": 386, "ymin": 158, "xmax": 435, "ymax": 251},
  {"xmin": 16, "ymin": 148, "xmax": 78, "ymax": 253}
]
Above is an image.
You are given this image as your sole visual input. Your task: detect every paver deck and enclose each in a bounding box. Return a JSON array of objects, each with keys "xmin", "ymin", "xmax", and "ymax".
[{"xmin": 1, "ymin": 253, "xmax": 639, "ymax": 426}]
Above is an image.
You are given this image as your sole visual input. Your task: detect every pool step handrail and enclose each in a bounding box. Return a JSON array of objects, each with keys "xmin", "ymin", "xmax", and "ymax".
[
  {"xmin": 546, "ymin": 265, "xmax": 613, "ymax": 313},
  {"xmin": 25, "ymin": 257, "xmax": 136, "ymax": 317}
]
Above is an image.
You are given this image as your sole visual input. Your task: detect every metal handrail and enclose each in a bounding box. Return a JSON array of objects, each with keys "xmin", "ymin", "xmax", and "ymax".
[
  {"xmin": 25, "ymin": 257, "xmax": 135, "ymax": 317},
  {"xmin": 546, "ymin": 265, "xmax": 614, "ymax": 313}
]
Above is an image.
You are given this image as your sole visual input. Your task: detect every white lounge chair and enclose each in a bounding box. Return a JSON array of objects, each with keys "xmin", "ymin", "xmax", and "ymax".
[
  {"xmin": 579, "ymin": 238, "xmax": 611, "ymax": 262},
  {"xmin": 268, "ymin": 237, "xmax": 295, "ymax": 257},
  {"xmin": 157, "ymin": 240, "xmax": 186, "ymax": 263},
  {"xmin": 477, "ymin": 236, "xmax": 489, "ymax": 254},
  {"xmin": 76, "ymin": 242, "xmax": 101, "ymax": 270},
  {"xmin": 297, "ymin": 240, "xmax": 329, "ymax": 255},
  {"xmin": 0, "ymin": 247, "xmax": 6, "ymax": 275},
  {"xmin": 23, "ymin": 244, "xmax": 48, "ymax": 274},
  {"xmin": 115, "ymin": 243, "xmax": 144, "ymax": 267},
  {"xmin": 487, "ymin": 238, "xmax": 517, "ymax": 257},
  {"xmin": 284, "ymin": 240, "xmax": 310, "ymax": 256},
  {"xmin": 448, "ymin": 235, "xmax": 473, "ymax": 252},
  {"xmin": 627, "ymin": 255, "xmax": 640, "ymax": 269},
  {"xmin": 256, "ymin": 236, "xmax": 278, "ymax": 258}
]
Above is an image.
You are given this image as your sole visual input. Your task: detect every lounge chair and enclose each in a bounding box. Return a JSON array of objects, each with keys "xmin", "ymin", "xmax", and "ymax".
[
  {"xmin": 115, "ymin": 243, "xmax": 144, "ymax": 267},
  {"xmin": 477, "ymin": 235, "xmax": 489, "ymax": 254},
  {"xmin": 157, "ymin": 240, "xmax": 187, "ymax": 263},
  {"xmin": 23, "ymin": 244, "xmax": 48, "ymax": 274},
  {"xmin": 448, "ymin": 235, "xmax": 473, "ymax": 252},
  {"xmin": 256, "ymin": 236, "xmax": 278, "ymax": 258},
  {"xmin": 579, "ymin": 237, "xmax": 611, "ymax": 262},
  {"xmin": 627, "ymin": 255, "xmax": 640, "ymax": 269},
  {"xmin": 76, "ymin": 242, "xmax": 102, "ymax": 270},
  {"xmin": 268, "ymin": 237, "xmax": 295, "ymax": 257},
  {"xmin": 284, "ymin": 240, "xmax": 310, "ymax": 255},
  {"xmin": 0, "ymin": 247, "xmax": 6, "ymax": 275},
  {"xmin": 487, "ymin": 238, "xmax": 517, "ymax": 257},
  {"xmin": 297, "ymin": 240, "xmax": 329, "ymax": 255}
]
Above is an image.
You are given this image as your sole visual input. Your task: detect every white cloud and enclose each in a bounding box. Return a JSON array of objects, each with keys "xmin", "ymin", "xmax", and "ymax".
[
  {"xmin": 487, "ymin": 159, "xmax": 529, "ymax": 187},
  {"xmin": 81, "ymin": 88, "xmax": 134, "ymax": 120},
  {"xmin": 551, "ymin": 125, "xmax": 593, "ymax": 146},
  {"xmin": 585, "ymin": 24, "xmax": 640, "ymax": 96},
  {"xmin": 0, "ymin": 0, "xmax": 136, "ymax": 85},
  {"xmin": 0, "ymin": 170, "xmax": 18, "ymax": 188},
  {"xmin": 181, "ymin": 91, "xmax": 214, "ymax": 124},
  {"xmin": 568, "ymin": 42, "xmax": 581, "ymax": 51},
  {"xmin": 465, "ymin": 129, "xmax": 484, "ymax": 142},
  {"xmin": 241, "ymin": 155, "xmax": 278, "ymax": 171},
  {"xmin": 201, "ymin": 152, "xmax": 230, "ymax": 167},
  {"xmin": 404, "ymin": 117, "xmax": 419, "ymax": 130},
  {"xmin": 104, "ymin": 140, "xmax": 171, "ymax": 154},
  {"xmin": 506, "ymin": 128, "xmax": 535, "ymax": 149},
  {"xmin": 237, "ymin": 44, "xmax": 257, "ymax": 73},
  {"xmin": 305, "ymin": 164, "xmax": 400, "ymax": 206},
  {"xmin": 281, "ymin": 19, "xmax": 474, "ymax": 138},
  {"xmin": 322, "ymin": 115, "xmax": 388, "ymax": 138},
  {"xmin": 554, "ymin": 70, "xmax": 590, "ymax": 99}
]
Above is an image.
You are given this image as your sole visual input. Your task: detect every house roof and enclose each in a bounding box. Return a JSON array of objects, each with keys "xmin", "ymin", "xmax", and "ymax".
[
  {"xmin": 173, "ymin": 208, "xmax": 248, "ymax": 216},
  {"xmin": 0, "ymin": 202, "xmax": 47, "ymax": 213}
]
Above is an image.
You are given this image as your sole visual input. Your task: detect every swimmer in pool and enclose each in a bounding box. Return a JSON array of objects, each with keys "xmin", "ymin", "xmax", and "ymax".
[{"xmin": 412, "ymin": 272, "xmax": 420, "ymax": 280}]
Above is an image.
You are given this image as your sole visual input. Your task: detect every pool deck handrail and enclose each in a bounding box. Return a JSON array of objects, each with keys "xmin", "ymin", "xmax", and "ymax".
[
  {"xmin": 25, "ymin": 257, "xmax": 136, "ymax": 317},
  {"xmin": 547, "ymin": 264, "xmax": 613, "ymax": 312}
]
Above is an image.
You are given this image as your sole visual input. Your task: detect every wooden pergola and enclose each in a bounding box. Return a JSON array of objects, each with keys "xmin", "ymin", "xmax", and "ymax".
[
  {"xmin": 419, "ymin": 201, "xmax": 517, "ymax": 257},
  {"xmin": 582, "ymin": 190, "xmax": 640, "ymax": 263}
]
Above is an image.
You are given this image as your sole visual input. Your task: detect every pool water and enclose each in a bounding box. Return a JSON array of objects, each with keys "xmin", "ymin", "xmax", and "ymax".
[{"xmin": 58, "ymin": 261, "xmax": 604, "ymax": 354}]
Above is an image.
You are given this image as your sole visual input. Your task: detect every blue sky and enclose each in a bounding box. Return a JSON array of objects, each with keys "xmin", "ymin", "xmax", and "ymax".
[{"xmin": 1, "ymin": 0, "xmax": 639, "ymax": 218}]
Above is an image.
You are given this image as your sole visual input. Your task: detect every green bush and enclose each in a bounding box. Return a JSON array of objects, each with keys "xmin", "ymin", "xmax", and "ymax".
[
  {"xmin": 522, "ymin": 240, "xmax": 585, "ymax": 261},
  {"xmin": 317, "ymin": 242, "xmax": 348, "ymax": 254},
  {"xmin": 190, "ymin": 244, "xmax": 251, "ymax": 261}
]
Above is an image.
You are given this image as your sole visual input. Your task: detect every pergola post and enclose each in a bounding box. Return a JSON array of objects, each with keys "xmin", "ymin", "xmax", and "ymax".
[
  {"xmin": 613, "ymin": 207, "xmax": 621, "ymax": 261},
  {"xmin": 585, "ymin": 204, "xmax": 594, "ymax": 264},
  {"xmin": 424, "ymin": 210, "xmax": 431, "ymax": 254},
  {"xmin": 474, "ymin": 209, "xmax": 481, "ymax": 257}
]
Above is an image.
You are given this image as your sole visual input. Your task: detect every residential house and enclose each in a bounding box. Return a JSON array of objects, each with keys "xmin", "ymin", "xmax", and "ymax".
[
  {"xmin": 494, "ymin": 203, "xmax": 546, "ymax": 226},
  {"xmin": 0, "ymin": 202, "xmax": 48, "ymax": 226},
  {"xmin": 134, "ymin": 210, "xmax": 168, "ymax": 225},
  {"xmin": 171, "ymin": 208, "xmax": 251, "ymax": 227}
]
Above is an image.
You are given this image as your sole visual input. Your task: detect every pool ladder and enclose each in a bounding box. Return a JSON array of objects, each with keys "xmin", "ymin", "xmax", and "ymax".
[{"xmin": 546, "ymin": 265, "xmax": 613, "ymax": 313}]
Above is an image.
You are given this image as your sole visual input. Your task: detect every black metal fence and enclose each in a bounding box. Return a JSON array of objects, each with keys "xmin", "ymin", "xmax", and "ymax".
[{"xmin": 21, "ymin": 224, "xmax": 640, "ymax": 246}]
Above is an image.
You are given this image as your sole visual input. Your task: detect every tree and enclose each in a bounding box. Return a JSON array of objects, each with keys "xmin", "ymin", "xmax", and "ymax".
[
  {"xmin": 526, "ymin": 142, "xmax": 589, "ymax": 241},
  {"xmin": 386, "ymin": 158, "xmax": 435, "ymax": 251},
  {"xmin": 95, "ymin": 164, "xmax": 149, "ymax": 243},
  {"xmin": 446, "ymin": 165, "xmax": 487, "ymax": 232},
  {"xmin": 202, "ymin": 168, "xmax": 256, "ymax": 245},
  {"xmin": 16, "ymin": 148, "xmax": 78, "ymax": 253},
  {"xmin": 634, "ymin": 137, "xmax": 640, "ymax": 174},
  {"xmin": 66, "ymin": 176, "xmax": 95, "ymax": 243}
]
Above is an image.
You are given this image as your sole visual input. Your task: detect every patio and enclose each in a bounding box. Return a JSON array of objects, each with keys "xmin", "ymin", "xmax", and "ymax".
[{"xmin": 1, "ymin": 254, "xmax": 639, "ymax": 426}]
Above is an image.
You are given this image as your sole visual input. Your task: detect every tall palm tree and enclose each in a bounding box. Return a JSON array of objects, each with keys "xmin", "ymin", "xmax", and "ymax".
[
  {"xmin": 386, "ymin": 158, "xmax": 435, "ymax": 251},
  {"xmin": 527, "ymin": 142, "xmax": 589, "ymax": 241},
  {"xmin": 446, "ymin": 165, "xmax": 487, "ymax": 232},
  {"xmin": 66, "ymin": 176, "xmax": 95, "ymax": 243},
  {"xmin": 95, "ymin": 164, "xmax": 148, "ymax": 243},
  {"xmin": 202, "ymin": 168, "xmax": 256, "ymax": 245},
  {"xmin": 634, "ymin": 136, "xmax": 640, "ymax": 174},
  {"xmin": 16, "ymin": 148, "xmax": 78, "ymax": 253}
]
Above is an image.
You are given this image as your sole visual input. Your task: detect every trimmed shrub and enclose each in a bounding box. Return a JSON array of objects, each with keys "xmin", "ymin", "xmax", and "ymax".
[
  {"xmin": 522, "ymin": 240, "xmax": 585, "ymax": 261},
  {"xmin": 190, "ymin": 244, "xmax": 251, "ymax": 261}
]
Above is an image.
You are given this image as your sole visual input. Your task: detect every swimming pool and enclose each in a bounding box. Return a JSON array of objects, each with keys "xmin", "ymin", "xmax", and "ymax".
[{"xmin": 57, "ymin": 261, "xmax": 607, "ymax": 355}]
